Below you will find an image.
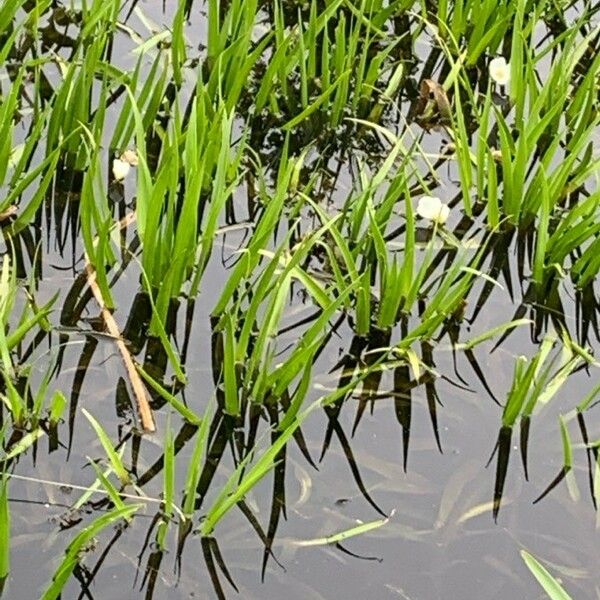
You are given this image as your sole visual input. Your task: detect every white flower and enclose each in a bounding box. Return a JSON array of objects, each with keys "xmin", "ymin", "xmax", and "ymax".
[
  {"xmin": 112, "ymin": 158, "xmax": 130, "ymax": 181},
  {"xmin": 489, "ymin": 57, "xmax": 510, "ymax": 86},
  {"xmin": 416, "ymin": 196, "xmax": 450, "ymax": 225},
  {"xmin": 120, "ymin": 149, "xmax": 139, "ymax": 166}
]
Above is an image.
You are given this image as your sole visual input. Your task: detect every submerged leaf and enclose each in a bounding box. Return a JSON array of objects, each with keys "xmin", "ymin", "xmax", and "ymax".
[
  {"xmin": 290, "ymin": 511, "xmax": 393, "ymax": 547},
  {"xmin": 521, "ymin": 550, "xmax": 573, "ymax": 600}
]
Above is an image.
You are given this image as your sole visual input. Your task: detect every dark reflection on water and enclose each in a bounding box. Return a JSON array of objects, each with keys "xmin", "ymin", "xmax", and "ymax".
[
  {"xmin": 1, "ymin": 2, "xmax": 600, "ymax": 600},
  {"xmin": 4, "ymin": 227, "xmax": 598, "ymax": 598}
]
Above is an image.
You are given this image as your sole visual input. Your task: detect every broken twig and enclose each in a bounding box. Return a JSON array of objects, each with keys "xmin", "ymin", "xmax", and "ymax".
[{"xmin": 85, "ymin": 262, "xmax": 156, "ymax": 433}]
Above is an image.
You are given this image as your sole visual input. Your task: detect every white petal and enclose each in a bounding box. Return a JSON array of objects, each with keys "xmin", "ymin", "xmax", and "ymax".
[
  {"xmin": 417, "ymin": 196, "xmax": 442, "ymax": 220},
  {"xmin": 120, "ymin": 149, "xmax": 139, "ymax": 166},
  {"xmin": 416, "ymin": 196, "xmax": 450, "ymax": 225},
  {"xmin": 112, "ymin": 158, "xmax": 130, "ymax": 181},
  {"xmin": 489, "ymin": 57, "xmax": 510, "ymax": 86},
  {"xmin": 437, "ymin": 204, "xmax": 450, "ymax": 225},
  {"xmin": 489, "ymin": 57, "xmax": 507, "ymax": 70}
]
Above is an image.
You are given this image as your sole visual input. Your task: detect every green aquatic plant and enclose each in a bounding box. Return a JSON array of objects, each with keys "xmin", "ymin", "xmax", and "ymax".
[
  {"xmin": 41, "ymin": 504, "xmax": 142, "ymax": 600},
  {"xmin": 0, "ymin": 255, "xmax": 57, "ymax": 429},
  {"xmin": 521, "ymin": 550, "xmax": 574, "ymax": 600},
  {"xmin": 491, "ymin": 331, "xmax": 596, "ymax": 519},
  {"xmin": 0, "ymin": 473, "xmax": 9, "ymax": 582}
]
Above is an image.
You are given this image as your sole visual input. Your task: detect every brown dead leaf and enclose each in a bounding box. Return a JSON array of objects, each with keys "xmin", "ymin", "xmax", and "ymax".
[
  {"xmin": 411, "ymin": 79, "xmax": 452, "ymax": 131},
  {"xmin": 0, "ymin": 205, "xmax": 18, "ymax": 223}
]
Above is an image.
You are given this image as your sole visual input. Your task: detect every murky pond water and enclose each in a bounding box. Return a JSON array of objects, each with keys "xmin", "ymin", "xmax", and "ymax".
[{"xmin": 1, "ymin": 1, "xmax": 599, "ymax": 599}]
